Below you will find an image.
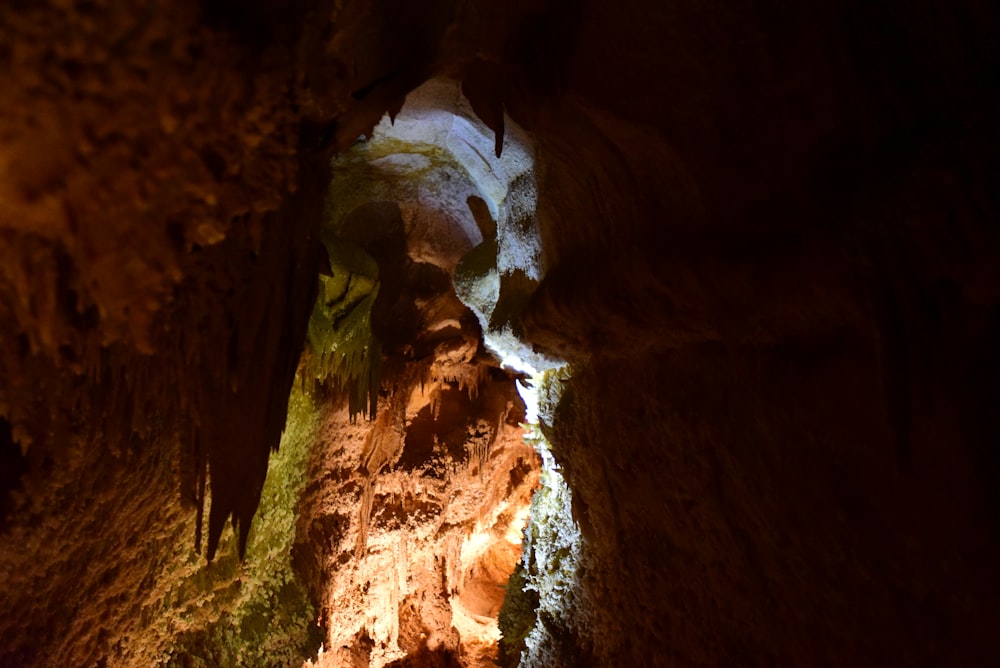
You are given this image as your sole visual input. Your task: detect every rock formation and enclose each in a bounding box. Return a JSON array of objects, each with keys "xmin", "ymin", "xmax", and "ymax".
[{"xmin": 1, "ymin": 0, "xmax": 998, "ymax": 666}]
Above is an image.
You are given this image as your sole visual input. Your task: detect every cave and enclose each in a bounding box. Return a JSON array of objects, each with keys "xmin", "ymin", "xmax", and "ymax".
[{"xmin": 1, "ymin": 1, "xmax": 998, "ymax": 667}]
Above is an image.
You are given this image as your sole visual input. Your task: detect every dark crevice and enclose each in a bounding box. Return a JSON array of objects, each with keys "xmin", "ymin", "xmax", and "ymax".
[{"xmin": 0, "ymin": 417, "xmax": 27, "ymax": 533}]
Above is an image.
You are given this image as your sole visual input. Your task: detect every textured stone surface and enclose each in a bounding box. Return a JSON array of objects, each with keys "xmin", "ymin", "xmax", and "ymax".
[
  {"xmin": 1, "ymin": 0, "xmax": 999, "ymax": 666},
  {"xmin": 299, "ymin": 91, "xmax": 543, "ymax": 665},
  {"xmin": 297, "ymin": 371, "xmax": 537, "ymax": 668}
]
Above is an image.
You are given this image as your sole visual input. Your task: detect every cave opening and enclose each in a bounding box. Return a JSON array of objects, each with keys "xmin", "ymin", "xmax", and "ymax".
[{"xmin": 292, "ymin": 77, "xmax": 582, "ymax": 667}]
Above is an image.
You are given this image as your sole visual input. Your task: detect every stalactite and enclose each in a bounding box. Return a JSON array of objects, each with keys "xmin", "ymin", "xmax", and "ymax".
[
  {"xmin": 304, "ymin": 253, "xmax": 383, "ymax": 422},
  {"xmin": 356, "ymin": 478, "xmax": 375, "ymax": 559}
]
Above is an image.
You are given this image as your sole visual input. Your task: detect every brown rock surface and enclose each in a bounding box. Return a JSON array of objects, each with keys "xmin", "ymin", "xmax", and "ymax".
[
  {"xmin": 296, "ymin": 365, "xmax": 537, "ymax": 668},
  {"xmin": 1, "ymin": 0, "xmax": 999, "ymax": 666}
]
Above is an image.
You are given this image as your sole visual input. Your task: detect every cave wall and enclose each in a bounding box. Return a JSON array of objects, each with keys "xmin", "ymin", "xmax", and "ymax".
[
  {"xmin": 513, "ymin": 1, "xmax": 1000, "ymax": 665},
  {"xmin": 1, "ymin": 0, "xmax": 999, "ymax": 666},
  {"xmin": 0, "ymin": 0, "xmax": 350, "ymax": 662}
]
